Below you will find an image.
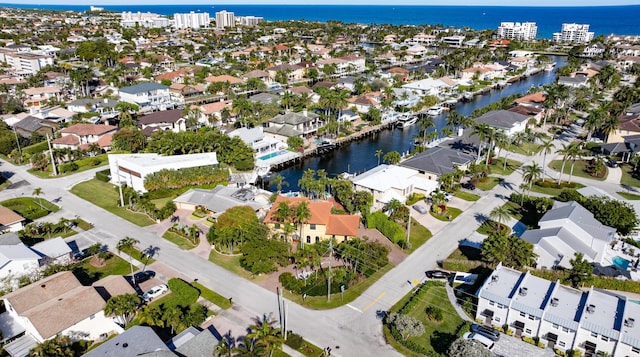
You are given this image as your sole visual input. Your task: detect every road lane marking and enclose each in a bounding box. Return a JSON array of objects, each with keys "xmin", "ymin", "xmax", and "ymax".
[
  {"xmin": 362, "ymin": 292, "xmax": 385, "ymax": 312},
  {"xmin": 346, "ymin": 304, "xmax": 362, "ymax": 313}
]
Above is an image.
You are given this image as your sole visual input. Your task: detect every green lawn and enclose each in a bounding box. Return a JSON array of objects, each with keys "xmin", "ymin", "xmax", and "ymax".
[
  {"xmin": 119, "ymin": 245, "xmax": 155, "ymax": 266},
  {"xmin": 384, "ymin": 283, "xmax": 465, "ymax": 356},
  {"xmin": 475, "ymin": 176, "xmax": 501, "ymax": 191},
  {"xmin": 1, "ymin": 197, "xmax": 60, "ymax": 220},
  {"xmin": 503, "ymin": 201, "xmax": 547, "ymax": 229},
  {"xmin": 620, "ymin": 164, "xmax": 640, "ymax": 188},
  {"xmin": 529, "ymin": 180, "xmax": 585, "ymax": 196},
  {"xmin": 454, "ymin": 191, "xmax": 480, "ymax": 201},
  {"xmin": 282, "ymin": 264, "xmax": 394, "ymax": 310},
  {"xmin": 476, "ymin": 220, "xmax": 511, "ymax": 235},
  {"xmin": 488, "ymin": 157, "xmax": 522, "ymax": 175},
  {"xmin": 72, "ymin": 253, "xmax": 131, "ymax": 285},
  {"xmin": 151, "ymin": 197, "xmax": 174, "ymax": 209},
  {"xmin": 507, "ymin": 142, "xmax": 542, "ymax": 156},
  {"xmin": 162, "ymin": 230, "xmax": 198, "ymax": 250},
  {"xmin": 191, "ymin": 281, "xmax": 232, "ymax": 309},
  {"xmin": 70, "ymin": 179, "xmax": 156, "ymax": 227},
  {"xmin": 407, "ymin": 218, "xmax": 432, "ymax": 253},
  {"xmin": 0, "ymin": 177, "xmax": 11, "ymax": 192},
  {"xmin": 28, "ymin": 155, "xmax": 109, "ymax": 179},
  {"xmin": 208, "ymin": 250, "xmax": 267, "ymax": 281},
  {"xmin": 75, "ymin": 218, "xmax": 94, "ymax": 231},
  {"xmin": 285, "ymin": 337, "xmax": 324, "ymax": 357},
  {"xmin": 617, "ymin": 191, "xmax": 640, "ymax": 200},
  {"xmin": 549, "ymin": 159, "xmax": 607, "ymax": 181},
  {"xmin": 429, "ymin": 206, "xmax": 462, "ymax": 221}
]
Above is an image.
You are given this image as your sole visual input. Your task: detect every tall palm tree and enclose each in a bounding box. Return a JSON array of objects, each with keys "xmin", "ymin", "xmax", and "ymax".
[
  {"xmin": 600, "ymin": 112, "xmax": 619, "ymax": 143},
  {"xmin": 104, "ymin": 293, "xmax": 140, "ymax": 326},
  {"xmin": 272, "ymin": 175, "xmax": 288, "ymax": 193},
  {"xmin": 375, "ymin": 149, "xmax": 383, "ymax": 166},
  {"xmin": 567, "ymin": 143, "xmax": 585, "ymax": 184},
  {"xmin": 583, "ymin": 109, "xmax": 603, "ymax": 142},
  {"xmin": 117, "ymin": 236, "xmax": 140, "ymax": 284},
  {"xmin": 489, "ymin": 205, "xmax": 511, "ymax": 231},
  {"xmin": 470, "ymin": 123, "xmax": 492, "ymax": 164},
  {"xmin": 247, "ymin": 314, "xmax": 283, "ymax": 357},
  {"xmin": 539, "ymin": 139, "xmax": 555, "ymax": 181},
  {"xmin": 417, "ymin": 115, "xmax": 435, "ymax": 147},
  {"xmin": 522, "ymin": 162, "xmax": 542, "ymax": 190},
  {"xmin": 294, "ymin": 201, "xmax": 311, "ymax": 249},
  {"xmin": 32, "ymin": 187, "xmax": 44, "ymax": 210},
  {"xmin": 556, "ymin": 142, "xmax": 575, "ymax": 184},
  {"xmin": 233, "ymin": 336, "xmax": 266, "ymax": 357}
]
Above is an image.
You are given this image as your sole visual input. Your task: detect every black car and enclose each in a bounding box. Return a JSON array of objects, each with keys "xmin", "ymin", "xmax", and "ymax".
[
  {"xmin": 462, "ymin": 182, "xmax": 476, "ymax": 190},
  {"xmin": 425, "ymin": 270, "xmax": 451, "ymax": 279},
  {"xmin": 470, "ymin": 323, "xmax": 501, "ymax": 341},
  {"xmin": 131, "ymin": 270, "xmax": 156, "ymax": 285}
]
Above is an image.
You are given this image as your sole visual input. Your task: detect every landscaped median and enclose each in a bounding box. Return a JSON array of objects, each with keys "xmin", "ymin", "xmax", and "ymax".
[{"xmin": 1, "ymin": 196, "xmax": 60, "ymax": 220}]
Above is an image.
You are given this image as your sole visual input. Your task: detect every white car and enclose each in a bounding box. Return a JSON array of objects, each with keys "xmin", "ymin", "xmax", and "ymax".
[{"xmin": 142, "ymin": 284, "xmax": 168, "ymax": 301}]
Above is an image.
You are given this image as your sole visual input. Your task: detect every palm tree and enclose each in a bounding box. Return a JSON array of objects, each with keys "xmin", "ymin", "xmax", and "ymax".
[
  {"xmin": 375, "ymin": 149, "xmax": 383, "ymax": 166},
  {"xmin": 522, "ymin": 162, "xmax": 542, "ymax": 190},
  {"xmin": 247, "ymin": 313, "xmax": 283, "ymax": 357},
  {"xmin": 556, "ymin": 142, "xmax": 575, "ymax": 184},
  {"xmin": 162, "ymin": 305, "xmax": 183, "ymax": 334},
  {"xmin": 32, "ymin": 187, "xmax": 44, "ymax": 210},
  {"xmin": 294, "ymin": 201, "xmax": 311, "ymax": 249},
  {"xmin": 489, "ymin": 205, "xmax": 511, "ymax": 232},
  {"xmin": 600, "ymin": 112, "xmax": 619, "ymax": 143},
  {"xmin": 417, "ymin": 115, "xmax": 435, "ymax": 147},
  {"xmin": 518, "ymin": 182, "xmax": 529, "ymax": 205},
  {"xmin": 567, "ymin": 143, "xmax": 585, "ymax": 184},
  {"xmin": 272, "ymin": 175, "xmax": 288, "ymax": 193},
  {"xmin": 117, "ymin": 236, "xmax": 140, "ymax": 284},
  {"xmin": 234, "ymin": 336, "xmax": 266, "ymax": 357},
  {"xmin": 104, "ymin": 293, "xmax": 140, "ymax": 326},
  {"xmin": 470, "ymin": 123, "xmax": 492, "ymax": 164},
  {"xmin": 214, "ymin": 335, "xmax": 235, "ymax": 357},
  {"xmin": 539, "ymin": 139, "xmax": 554, "ymax": 181}
]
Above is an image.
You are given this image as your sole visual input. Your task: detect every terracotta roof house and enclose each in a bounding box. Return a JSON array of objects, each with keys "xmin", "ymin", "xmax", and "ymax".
[
  {"xmin": 1, "ymin": 271, "xmax": 124, "ymax": 354},
  {"xmin": 138, "ymin": 109, "xmax": 186, "ymax": 135},
  {"xmin": 52, "ymin": 124, "xmax": 118, "ymax": 151},
  {"xmin": 263, "ymin": 196, "xmax": 360, "ymax": 244},
  {"xmin": 195, "ymin": 100, "xmax": 232, "ymax": 127},
  {"xmin": 204, "ymin": 74, "xmax": 243, "ymax": 85},
  {"xmin": 169, "ymin": 83, "xmax": 206, "ymax": 102},
  {"xmin": 241, "ymin": 70, "xmax": 270, "ymax": 83},
  {"xmin": 515, "ymin": 92, "xmax": 546, "ymax": 108},
  {"xmin": 155, "ymin": 68, "xmax": 192, "ymax": 84},
  {"xmin": 0, "ymin": 207, "xmax": 25, "ymax": 233},
  {"xmin": 608, "ymin": 103, "xmax": 640, "ymax": 143}
]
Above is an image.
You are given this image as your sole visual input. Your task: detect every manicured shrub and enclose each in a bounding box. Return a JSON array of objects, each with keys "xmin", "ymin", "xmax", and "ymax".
[
  {"xmin": 166, "ymin": 278, "xmax": 200, "ymax": 307},
  {"xmin": 95, "ymin": 169, "xmax": 110, "ymax": 182},
  {"xmin": 285, "ymin": 333, "xmax": 304, "ymax": 350}
]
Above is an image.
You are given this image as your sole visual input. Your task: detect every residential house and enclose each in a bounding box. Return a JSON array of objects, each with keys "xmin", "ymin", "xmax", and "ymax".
[
  {"xmin": 37, "ymin": 107, "xmax": 75, "ymax": 124},
  {"xmin": 66, "ymin": 99, "xmax": 119, "ymax": 115},
  {"xmin": 138, "ymin": 109, "xmax": 186, "ymax": 135},
  {"xmin": 400, "ymin": 146, "xmax": 474, "ymax": 180},
  {"xmin": 401, "ymin": 78, "xmax": 453, "ymax": 98},
  {"xmin": 52, "ymin": 124, "xmax": 118, "ymax": 152},
  {"xmin": 241, "ymin": 70, "xmax": 271, "ymax": 84},
  {"xmin": 30, "ymin": 237, "xmax": 73, "ymax": 266},
  {"xmin": 508, "ymin": 105, "xmax": 544, "ymax": 125},
  {"xmin": 350, "ymin": 164, "xmax": 438, "ymax": 210},
  {"xmin": 0, "ymin": 207, "xmax": 25, "ymax": 233},
  {"xmin": 22, "ymin": 86, "xmax": 61, "ymax": 111},
  {"xmin": 155, "ymin": 68, "xmax": 193, "ymax": 84},
  {"xmin": 0, "ymin": 240, "xmax": 40, "ymax": 286},
  {"xmin": 118, "ymin": 82, "xmax": 172, "ymax": 112},
  {"xmin": 173, "ymin": 185, "xmax": 271, "ymax": 219},
  {"xmin": 229, "ymin": 126, "xmax": 285, "ymax": 157},
  {"xmin": 608, "ymin": 103, "xmax": 640, "ymax": 143},
  {"xmin": 558, "ymin": 73, "xmax": 589, "ymax": 88},
  {"xmin": 195, "ymin": 100, "xmax": 232, "ymax": 127},
  {"xmin": 514, "ymin": 92, "xmax": 546, "ymax": 108},
  {"xmin": 264, "ymin": 110, "xmax": 323, "ymax": 140},
  {"xmin": 265, "ymin": 64, "xmax": 305, "ymax": 82},
  {"xmin": 461, "ymin": 63, "xmax": 507, "ymax": 81},
  {"xmin": 13, "ymin": 116, "xmax": 57, "ymax": 138},
  {"xmin": 581, "ymin": 43, "xmax": 606, "ymax": 58},
  {"xmin": 1, "ymin": 272, "xmax": 125, "ymax": 356},
  {"xmin": 248, "ymin": 92, "xmax": 280, "ymax": 105},
  {"xmin": 108, "ymin": 153, "xmax": 218, "ymax": 193},
  {"xmin": 476, "ymin": 263, "xmax": 640, "ymax": 357},
  {"xmin": 406, "ymin": 44, "xmax": 428, "ymax": 57},
  {"xmin": 204, "ymin": 74, "xmax": 243, "ymax": 87},
  {"xmin": 475, "ymin": 110, "xmax": 530, "ymax": 137},
  {"xmin": 521, "ymin": 201, "xmax": 616, "ymax": 269},
  {"xmin": 263, "ymin": 196, "xmax": 360, "ymax": 244},
  {"xmin": 441, "ymin": 35, "xmax": 465, "ymax": 47},
  {"xmin": 348, "ymin": 92, "xmax": 381, "ymax": 113},
  {"xmin": 169, "ymin": 83, "xmax": 206, "ymax": 104}
]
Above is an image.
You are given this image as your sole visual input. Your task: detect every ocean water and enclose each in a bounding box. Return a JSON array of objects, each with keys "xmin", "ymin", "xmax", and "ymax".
[{"xmin": 1, "ymin": 3, "xmax": 639, "ymax": 38}]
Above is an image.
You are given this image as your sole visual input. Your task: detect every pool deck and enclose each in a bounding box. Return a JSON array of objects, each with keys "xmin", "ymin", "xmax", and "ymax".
[{"xmin": 602, "ymin": 242, "xmax": 640, "ymax": 280}]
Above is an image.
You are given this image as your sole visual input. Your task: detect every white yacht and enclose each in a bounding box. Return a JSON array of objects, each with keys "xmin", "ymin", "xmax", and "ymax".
[
  {"xmin": 396, "ymin": 115, "xmax": 418, "ymax": 128},
  {"xmin": 426, "ymin": 106, "xmax": 445, "ymax": 116}
]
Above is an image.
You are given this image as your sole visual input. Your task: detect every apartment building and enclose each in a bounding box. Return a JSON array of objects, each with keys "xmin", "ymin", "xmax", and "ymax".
[
  {"xmin": 120, "ymin": 11, "xmax": 171, "ymax": 28},
  {"xmin": 497, "ymin": 22, "xmax": 538, "ymax": 40},
  {"xmin": 174, "ymin": 11, "xmax": 210, "ymax": 30},
  {"xmin": 553, "ymin": 23, "xmax": 595, "ymax": 44},
  {"xmin": 236, "ymin": 16, "xmax": 264, "ymax": 26},
  {"xmin": 4, "ymin": 52, "xmax": 53, "ymax": 76},
  {"xmin": 215, "ymin": 10, "xmax": 235, "ymax": 29}
]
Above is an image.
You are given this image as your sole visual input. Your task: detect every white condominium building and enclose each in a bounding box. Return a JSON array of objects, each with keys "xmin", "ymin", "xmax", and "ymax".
[
  {"xmin": 497, "ymin": 22, "xmax": 538, "ymax": 40},
  {"xmin": 236, "ymin": 16, "xmax": 264, "ymax": 26},
  {"xmin": 215, "ymin": 10, "xmax": 235, "ymax": 29},
  {"xmin": 120, "ymin": 11, "xmax": 171, "ymax": 28},
  {"xmin": 553, "ymin": 23, "xmax": 594, "ymax": 43},
  {"xmin": 174, "ymin": 11, "xmax": 210, "ymax": 30}
]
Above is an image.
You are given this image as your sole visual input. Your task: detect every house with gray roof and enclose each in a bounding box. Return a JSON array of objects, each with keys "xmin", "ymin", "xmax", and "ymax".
[
  {"xmin": 558, "ymin": 74, "xmax": 589, "ymax": 88},
  {"xmin": 13, "ymin": 116, "xmax": 57, "ymax": 138},
  {"xmin": 82, "ymin": 326, "xmax": 168, "ymax": 357},
  {"xmin": 399, "ymin": 146, "xmax": 474, "ymax": 180},
  {"xmin": 265, "ymin": 109, "xmax": 323, "ymax": 139},
  {"xmin": 173, "ymin": 185, "xmax": 271, "ymax": 219},
  {"xmin": 248, "ymin": 92, "xmax": 280, "ymax": 105},
  {"xmin": 476, "ymin": 263, "xmax": 640, "ymax": 356},
  {"xmin": 229, "ymin": 126, "xmax": 285, "ymax": 157},
  {"xmin": 521, "ymin": 201, "xmax": 616, "ymax": 269},
  {"xmin": 118, "ymin": 83, "xmax": 172, "ymax": 111},
  {"xmin": 475, "ymin": 109, "xmax": 530, "ymax": 136}
]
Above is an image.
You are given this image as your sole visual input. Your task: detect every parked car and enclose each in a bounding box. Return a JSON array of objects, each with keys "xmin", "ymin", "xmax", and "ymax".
[
  {"xmin": 412, "ymin": 204, "xmax": 428, "ymax": 214},
  {"xmin": 463, "ymin": 332, "xmax": 495, "ymax": 350},
  {"xmin": 462, "ymin": 182, "xmax": 476, "ymax": 190},
  {"xmin": 131, "ymin": 270, "xmax": 156, "ymax": 285},
  {"xmin": 142, "ymin": 284, "xmax": 168, "ymax": 302},
  {"xmin": 425, "ymin": 270, "xmax": 451, "ymax": 279},
  {"xmin": 430, "ymin": 191, "xmax": 452, "ymax": 201},
  {"xmin": 470, "ymin": 323, "xmax": 501, "ymax": 341},
  {"xmin": 607, "ymin": 159, "xmax": 618, "ymax": 168}
]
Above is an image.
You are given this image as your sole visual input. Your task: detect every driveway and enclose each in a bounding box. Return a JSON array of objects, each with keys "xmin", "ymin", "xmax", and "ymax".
[{"xmin": 492, "ymin": 334, "xmax": 557, "ymax": 357}]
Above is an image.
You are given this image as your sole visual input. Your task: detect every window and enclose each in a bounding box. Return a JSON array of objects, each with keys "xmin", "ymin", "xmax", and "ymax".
[
  {"xmin": 591, "ymin": 332, "xmax": 598, "ymax": 338},
  {"xmin": 315, "ymin": 237, "xmax": 320, "ymax": 243},
  {"xmin": 559, "ymin": 341, "xmax": 566, "ymax": 348},
  {"xmin": 528, "ymin": 315, "xmax": 534, "ymax": 320},
  {"xmin": 632, "ymin": 346, "xmax": 640, "ymax": 353},
  {"xmin": 274, "ymin": 223, "xmax": 280, "ymax": 229},
  {"xmin": 494, "ymin": 316, "xmax": 501, "ymax": 322},
  {"xmin": 552, "ymin": 324, "xmax": 559, "ymax": 329},
  {"xmin": 525, "ymin": 328, "xmax": 532, "ymax": 334},
  {"xmin": 562, "ymin": 327, "xmax": 569, "ymax": 333},
  {"xmin": 489, "ymin": 301, "xmax": 495, "ymax": 306},
  {"xmin": 90, "ymin": 314, "xmax": 95, "ymax": 320},
  {"xmin": 601, "ymin": 336, "xmax": 609, "ymax": 342},
  {"xmin": 310, "ymin": 224, "xmax": 316, "ymax": 230},
  {"xmin": 306, "ymin": 236, "xmax": 311, "ymax": 244},
  {"xmin": 520, "ymin": 312, "xmax": 526, "ymax": 317}
]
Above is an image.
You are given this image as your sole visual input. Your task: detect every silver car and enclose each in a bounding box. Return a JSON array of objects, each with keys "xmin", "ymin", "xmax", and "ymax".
[{"xmin": 413, "ymin": 204, "xmax": 428, "ymax": 214}]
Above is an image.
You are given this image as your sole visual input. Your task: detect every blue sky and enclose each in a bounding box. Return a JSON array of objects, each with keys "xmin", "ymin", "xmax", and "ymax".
[{"xmin": 2, "ymin": 0, "xmax": 640, "ymax": 5}]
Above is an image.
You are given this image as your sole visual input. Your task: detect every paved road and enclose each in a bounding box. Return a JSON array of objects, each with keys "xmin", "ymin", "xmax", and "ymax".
[{"xmin": 0, "ymin": 122, "xmax": 629, "ymax": 356}]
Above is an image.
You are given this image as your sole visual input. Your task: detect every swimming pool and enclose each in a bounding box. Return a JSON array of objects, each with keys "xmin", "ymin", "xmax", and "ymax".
[
  {"xmin": 512, "ymin": 221, "xmax": 527, "ymax": 237},
  {"xmin": 258, "ymin": 150, "xmax": 287, "ymax": 161},
  {"xmin": 613, "ymin": 256, "xmax": 630, "ymax": 270}
]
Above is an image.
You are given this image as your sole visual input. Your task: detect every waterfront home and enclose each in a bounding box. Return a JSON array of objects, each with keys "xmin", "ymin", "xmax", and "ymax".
[
  {"xmin": 264, "ymin": 110, "xmax": 323, "ymax": 139},
  {"xmin": 108, "ymin": 153, "xmax": 218, "ymax": 193},
  {"xmin": 461, "ymin": 62, "xmax": 507, "ymax": 81},
  {"xmin": 477, "ymin": 263, "xmax": 640, "ymax": 357},
  {"xmin": 474, "ymin": 109, "xmax": 530, "ymax": 137},
  {"xmin": 406, "ymin": 44, "xmax": 428, "ymax": 57},
  {"xmin": 266, "ymin": 64, "xmax": 305, "ymax": 82},
  {"xmin": 348, "ymin": 92, "xmax": 381, "ymax": 113},
  {"xmin": 401, "ymin": 78, "xmax": 453, "ymax": 98},
  {"xmin": 606, "ymin": 103, "xmax": 640, "ymax": 143},
  {"xmin": 580, "ymin": 43, "xmax": 606, "ymax": 58},
  {"xmin": 557, "ymin": 73, "xmax": 589, "ymax": 88},
  {"xmin": 350, "ymin": 164, "xmax": 438, "ymax": 211},
  {"xmin": 248, "ymin": 92, "xmax": 280, "ymax": 105},
  {"xmin": 514, "ymin": 92, "xmax": 546, "ymax": 108},
  {"xmin": 1, "ymin": 272, "xmax": 125, "ymax": 355},
  {"xmin": 263, "ymin": 196, "xmax": 360, "ymax": 245},
  {"xmin": 52, "ymin": 123, "xmax": 118, "ymax": 152},
  {"xmin": 66, "ymin": 98, "xmax": 119, "ymax": 115},
  {"xmin": 521, "ymin": 201, "xmax": 615, "ymax": 269},
  {"xmin": 173, "ymin": 185, "xmax": 271, "ymax": 219},
  {"xmin": 399, "ymin": 146, "xmax": 474, "ymax": 181},
  {"xmin": 241, "ymin": 69, "xmax": 271, "ymax": 84},
  {"xmin": 118, "ymin": 82, "xmax": 172, "ymax": 112},
  {"xmin": 169, "ymin": 83, "xmax": 206, "ymax": 105},
  {"xmin": 138, "ymin": 109, "xmax": 186, "ymax": 135},
  {"xmin": 508, "ymin": 105, "xmax": 544, "ymax": 125},
  {"xmin": 229, "ymin": 126, "xmax": 286, "ymax": 158}
]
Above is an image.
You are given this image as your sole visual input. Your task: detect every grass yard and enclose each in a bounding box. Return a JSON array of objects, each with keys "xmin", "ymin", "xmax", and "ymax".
[
  {"xmin": 191, "ymin": 281, "xmax": 232, "ymax": 309},
  {"xmin": 1, "ymin": 197, "xmax": 60, "ymax": 220},
  {"xmin": 504, "ymin": 201, "xmax": 545, "ymax": 229},
  {"xmin": 118, "ymin": 245, "xmax": 156, "ymax": 266},
  {"xmin": 447, "ymin": 246, "xmax": 482, "ymax": 261},
  {"xmin": 529, "ymin": 179, "xmax": 585, "ymax": 196},
  {"xmin": 454, "ymin": 191, "xmax": 480, "ymax": 201},
  {"xmin": 208, "ymin": 250, "xmax": 268, "ymax": 281},
  {"xmin": 407, "ymin": 218, "xmax": 432, "ymax": 253},
  {"xmin": 162, "ymin": 230, "xmax": 198, "ymax": 250},
  {"xmin": 620, "ymin": 164, "xmax": 640, "ymax": 188},
  {"xmin": 507, "ymin": 141, "xmax": 542, "ymax": 156},
  {"xmin": 384, "ymin": 283, "xmax": 465, "ymax": 356},
  {"xmin": 70, "ymin": 179, "xmax": 155, "ymax": 227},
  {"xmin": 151, "ymin": 197, "xmax": 173, "ymax": 209},
  {"xmin": 475, "ymin": 176, "xmax": 501, "ymax": 191},
  {"xmin": 429, "ymin": 206, "xmax": 462, "ymax": 221},
  {"xmin": 28, "ymin": 155, "xmax": 109, "ymax": 179},
  {"xmin": 549, "ymin": 159, "xmax": 607, "ymax": 181},
  {"xmin": 476, "ymin": 220, "xmax": 511, "ymax": 235},
  {"xmin": 282, "ymin": 264, "xmax": 393, "ymax": 310},
  {"xmin": 285, "ymin": 337, "xmax": 324, "ymax": 357},
  {"xmin": 617, "ymin": 191, "xmax": 640, "ymax": 200},
  {"xmin": 72, "ymin": 253, "xmax": 131, "ymax": 285},
  {"xmin": 488, "ymin": 157, "xmax": 522, "ymax": 175},
  {"xmin": 0, "ymin": 177, "xmax": 10, "ymax": 192}
]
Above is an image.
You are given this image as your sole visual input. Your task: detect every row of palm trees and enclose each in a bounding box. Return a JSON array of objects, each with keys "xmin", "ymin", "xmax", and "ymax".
[
  {"xmin": 273, "ymin": 200, "xmax": 312, "ymax": 248},
  {"xmin": 215, "ymin": 314, "xmax": 284, "ymax": 357}
]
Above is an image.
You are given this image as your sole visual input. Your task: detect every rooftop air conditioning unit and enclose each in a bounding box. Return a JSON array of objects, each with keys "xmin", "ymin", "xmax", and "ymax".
[
  {"xmin": 519, "ymin": 287, "xmax": 528, "ymax": 296},
  {"xmin": 550, "ymin": 298, "xmax": 559, "ymax": 307}
]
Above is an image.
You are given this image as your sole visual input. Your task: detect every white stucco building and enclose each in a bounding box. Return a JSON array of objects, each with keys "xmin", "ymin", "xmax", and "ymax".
[
  {"xmin": 553, "ymin": 23, "xmax": 594, "ymax": 44},
  {"xmin": 497, "ymin": 22, "xmax": 538, "ymax": 40},
  {"xmin": 174, "ymin": 11, "xmax": 210, "ymax": 30}
]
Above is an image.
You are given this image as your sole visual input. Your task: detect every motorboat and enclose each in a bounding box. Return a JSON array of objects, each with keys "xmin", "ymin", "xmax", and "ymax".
[
  {"xmin": 396, "ymin": 115, "xmax": 418, "ymax": 128},
  {"xmin": 426, "ymin": 106, "xmax": 444, "ymax": 116}
]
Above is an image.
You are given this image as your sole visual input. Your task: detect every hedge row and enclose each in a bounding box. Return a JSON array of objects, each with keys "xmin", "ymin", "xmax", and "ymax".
[
  {"xmin": 95, "ymin": 169, "xmax": 110, "ymax": 182},
  {"xmin": 366, "ymin": 211, "xmax": 404, "ymax": 244}
]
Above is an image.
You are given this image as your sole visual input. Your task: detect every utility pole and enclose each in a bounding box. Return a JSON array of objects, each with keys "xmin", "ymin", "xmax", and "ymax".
[
  {"xmin": 283, "ymin": 300, "xmax": 288, "ymax": 340},
  {"xmin": 12, "ymin": 126, "xmax": 21, "ymax": 154},
  {"xmin": 46, "ymin": 134, "xmax": 57, "ymax": 176},
  {"xmin": 327, "ymin": 240, "xmax": 333, "ymax": 302},
  {"xmin": 406, "ymin": 214, "xmax": 412, "ymax": 250},
  {"xmin": 276, "ymin": 287, "xmax": 283, "ymax": 335},
  {"xmin": 115, "ymin": 160, "xmax": 124, "ymax": 207}
]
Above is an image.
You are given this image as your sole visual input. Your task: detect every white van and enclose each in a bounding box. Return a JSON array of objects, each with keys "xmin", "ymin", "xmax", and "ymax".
[{"xmin": 463, "ymin": 332, "xmax": 495, "ymax": 350}]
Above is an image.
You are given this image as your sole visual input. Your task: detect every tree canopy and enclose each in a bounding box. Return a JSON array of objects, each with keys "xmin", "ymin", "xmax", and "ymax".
[{"xmin": 481, "ymin": 232, "xmax": 537, "ymax": 268}]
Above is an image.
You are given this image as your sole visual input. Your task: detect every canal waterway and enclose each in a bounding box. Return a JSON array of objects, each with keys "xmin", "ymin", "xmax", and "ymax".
[{"xmin": 273, "ymin": 56, "xmax": 567, "ymax": 191}]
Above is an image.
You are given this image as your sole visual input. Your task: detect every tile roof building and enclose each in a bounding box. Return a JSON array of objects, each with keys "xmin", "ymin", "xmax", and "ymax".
[{"xmin": 400, "ymin": 146, "xmax": 474, "ymax": 180}]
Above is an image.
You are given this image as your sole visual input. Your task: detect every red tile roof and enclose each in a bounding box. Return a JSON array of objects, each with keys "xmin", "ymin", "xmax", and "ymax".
[{"xmin": 60, "ymin": 124, "xmax": 118, "ymax": 136}]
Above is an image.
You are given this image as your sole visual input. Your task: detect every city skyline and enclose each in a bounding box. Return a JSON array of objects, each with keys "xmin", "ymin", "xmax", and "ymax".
[{"xmin": 2, "ymin": 0, "xmax": 640, "ymax": 6}]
